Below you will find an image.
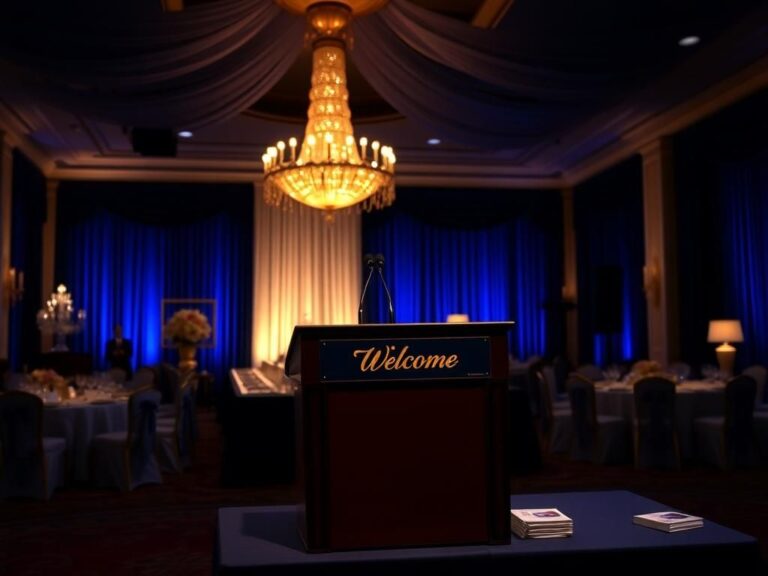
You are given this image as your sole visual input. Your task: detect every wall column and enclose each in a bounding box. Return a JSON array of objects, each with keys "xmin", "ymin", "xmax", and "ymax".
[
  {"xmin": 641, "ymin": 138, "xmax": 679, "ymax": 365},
  {"xmin": 0, "ymin": 133, "xmax": 12, "ymax": 358},
  {"xmin": 561, "ymin": 187, "xmax": 579, "ymax": 366},
  {"xmin": 40, "ymin": 179, "xmax": 59, "ymax": 352}
]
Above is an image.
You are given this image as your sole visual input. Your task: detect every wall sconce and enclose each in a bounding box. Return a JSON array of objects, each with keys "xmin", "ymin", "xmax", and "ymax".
[
  {"xmin": 707, "ymin": 319, "xmax": 743, "ymax": 377},
  {"xmin": 6, "ymin": 267, "xmax": 24, "ymax": 305},
  {"xmin": 642, "ymin": 261, "xmax": 660, "ymax": 306}
]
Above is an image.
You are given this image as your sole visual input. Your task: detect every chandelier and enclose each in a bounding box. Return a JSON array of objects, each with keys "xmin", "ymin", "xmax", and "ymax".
[
  {"xmin": 36, "ymin": 284, "xmax": 87, "ymax": 352},
  {"xmin": 263, "ymin": 1, "xmax": 396, "ymax": 221}
]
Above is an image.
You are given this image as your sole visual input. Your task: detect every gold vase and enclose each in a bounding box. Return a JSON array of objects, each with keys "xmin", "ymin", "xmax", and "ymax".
[{"xmin": 178, "ymin": 344, "xmax": 198, "ymax": 372}]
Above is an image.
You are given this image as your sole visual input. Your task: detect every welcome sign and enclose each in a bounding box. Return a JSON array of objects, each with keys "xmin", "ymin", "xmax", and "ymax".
[{"xmin": 319, "ymin": 337, "xmax": 491, "ymax": 382}]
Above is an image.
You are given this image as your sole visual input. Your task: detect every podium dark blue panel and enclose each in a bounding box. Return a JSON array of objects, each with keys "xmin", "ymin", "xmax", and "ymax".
[{"xmin": 214, "ymin": 491, "xmax": 760, "ymax": 575}]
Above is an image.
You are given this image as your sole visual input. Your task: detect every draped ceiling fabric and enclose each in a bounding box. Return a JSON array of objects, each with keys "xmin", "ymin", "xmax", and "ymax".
[
  {"xmin": 0, "ymin": 0, "xmax": 305, "ymax": 129},
  {"xmin": 252, "ymin": 192, "xmax": 361, "ymax": 365},
  {"xmin": 0, "ymin": 0, "xmax": 625, "ymax": 147}
]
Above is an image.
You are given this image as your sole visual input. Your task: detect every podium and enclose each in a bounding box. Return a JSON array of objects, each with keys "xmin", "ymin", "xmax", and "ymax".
[{"xmin": 285, "ymin": 322, "xmax": 513, "ymax": 552}]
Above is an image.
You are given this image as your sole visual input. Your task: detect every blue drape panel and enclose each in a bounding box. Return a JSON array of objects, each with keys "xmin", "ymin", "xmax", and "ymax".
[
  {"xmin": 54, "ymin": 182, "xmax": 253, "ymax": 384},
  {"xmin": 9, "ymin": 150, "xmax": 46, "ymax": 370},
  {"xmin": 574, "ymin": 157, "xmax": 647, "ymax": 366},
  {"xmin": 675, "ymin": 88, "xmax": 768, "ymax": 371},
  {"xmin": 361, "ymin": 189, "xmax": 562, "ymax": 359},
  {"xmin": 717, "ymin": 152, "xmax": 768, "ymax": 367}
]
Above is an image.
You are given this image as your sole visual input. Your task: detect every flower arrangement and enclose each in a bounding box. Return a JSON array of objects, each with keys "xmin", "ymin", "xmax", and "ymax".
[
  {"xmin": 625, "ymin": 359, "xmax": 674, "ymax": 386},
  {"xmin": 30, "ymin": 368, "xmax": 65, "ymax": 392},
  {"xmin": 163, "ymin": 308, "xmax": 212, "ymax": 346}
]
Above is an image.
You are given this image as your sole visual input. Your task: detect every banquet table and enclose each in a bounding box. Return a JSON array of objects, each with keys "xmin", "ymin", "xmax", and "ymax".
[
  {"xmin": 43, "ymin": 393, "xmax": 129, "ymax": 484},
  {"xmin": 594, "ymin": 380, "xmax": 725, "ymax": 459}
]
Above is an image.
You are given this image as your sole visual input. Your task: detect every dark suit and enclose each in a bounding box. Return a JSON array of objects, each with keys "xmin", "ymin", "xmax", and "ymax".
[{"xmin": 106, "ymin": 338, "xmax": 133, "ymax": 379}]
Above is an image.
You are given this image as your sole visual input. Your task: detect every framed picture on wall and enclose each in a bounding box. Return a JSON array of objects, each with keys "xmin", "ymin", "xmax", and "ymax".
[{"xmin": 161, "ymin": 298, "xmax": 217, "ymax": 349}]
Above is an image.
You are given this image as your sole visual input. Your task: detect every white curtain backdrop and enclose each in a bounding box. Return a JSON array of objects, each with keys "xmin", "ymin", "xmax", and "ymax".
[{"xmin": 252, "ymin": 187, "xmax": 362, "ymax": 364}]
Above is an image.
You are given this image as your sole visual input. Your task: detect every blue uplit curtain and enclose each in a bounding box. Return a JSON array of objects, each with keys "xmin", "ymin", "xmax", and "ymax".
[
  {"xmin": 55, "ymin": 182, "xmax": 253, "ymax": 384},
  {"xmin": 675, "ymin": 88, "xmax": 768, "ymax": 372},
  {"xmin": 8, "ymin": 150, "xmax": 46, "ymax": 370},
  {"xmin": 574, "ymin": 156, "xmax": 647, "ymax": 366},
  {"xmin": 362, "ymin": 188, "xmax": 563, "ymax": 359},
  {"xmin": 716, "ymin": 151, "xmax": 768, "ymax": 367}
]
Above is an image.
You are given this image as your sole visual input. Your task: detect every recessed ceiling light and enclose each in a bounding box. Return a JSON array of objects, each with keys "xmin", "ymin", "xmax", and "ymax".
[
  {"xmin": 177, "ymin": 130, "xmax": 193, "ymax": 138},
  {"xmin": 678, "ymin": 36, "xmax": 700, "ymax": 47},
  {"xmin": 427, "ymin": 138, "xmax": 441, "ymax": 145}
]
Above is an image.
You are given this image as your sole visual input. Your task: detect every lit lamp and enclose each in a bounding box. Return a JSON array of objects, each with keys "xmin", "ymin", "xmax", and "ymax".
[
  {"xmin": 707, "ymin": 319, "xmax": 743, "ymax": 377},
  {"xmin": 263, "ymin": 1, "xmax": 396, "ymax": 222},
  {"xmin": 446, "ymin": 314, "xmax": 470, "ymax": 323}
]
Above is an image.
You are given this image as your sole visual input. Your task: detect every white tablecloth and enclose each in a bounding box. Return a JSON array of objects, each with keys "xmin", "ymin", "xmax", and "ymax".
[
  {"xmin": 43, "ymin": 397, "xmax": 129, "ymax": 484},
  {"xmin": 595, "ymin": 380, "xmax": 724, "ymax": 459}
]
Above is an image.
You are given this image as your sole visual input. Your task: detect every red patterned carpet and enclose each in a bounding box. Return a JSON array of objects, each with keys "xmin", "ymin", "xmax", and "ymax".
[{"xmin": 2, "ymin": 408, "xmax": 767, "ymax": 575}]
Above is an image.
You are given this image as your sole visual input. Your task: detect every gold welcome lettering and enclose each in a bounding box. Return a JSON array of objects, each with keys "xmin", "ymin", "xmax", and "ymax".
[{"xmin": 352, "ymin": 345, "xmax": 460, "ymax": 372}]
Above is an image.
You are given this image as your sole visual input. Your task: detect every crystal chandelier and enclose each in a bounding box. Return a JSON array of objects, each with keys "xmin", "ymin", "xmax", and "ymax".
[
  {"xmin": 262, "ymin": 2, "xmax": 396, "ymax": 221},
  {"xmin": 36, "ymin": 284, "xmax": 87, "ymax": 352}
]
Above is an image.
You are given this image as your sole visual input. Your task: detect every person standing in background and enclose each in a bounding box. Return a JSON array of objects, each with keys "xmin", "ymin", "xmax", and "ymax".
[{"xmin": 106, "ymin": 324, "xmax": 133, "ymax": 379}]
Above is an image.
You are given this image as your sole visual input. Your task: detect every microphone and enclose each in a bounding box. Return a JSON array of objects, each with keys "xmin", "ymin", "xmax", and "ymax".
[
  {"xmin": 375, "ymin": 253, "xmax": 395, "ymax": 323},
  {"xmin": 358, "ymin": 253, "xmax": 376, "ymax": 323}
]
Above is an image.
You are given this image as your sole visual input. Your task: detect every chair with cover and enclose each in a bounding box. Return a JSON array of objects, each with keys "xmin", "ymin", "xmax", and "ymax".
[
  {"xmin": 90, "ymin": 387, "xmax": 162, "ymax": 491},
  {"xmin": 157, "ymin": 372, "xmax": 197, "ymax": 472},
  {"xmin": 633, "ymin": 376, "xmax": 680, "ymax": 469},
  {"xmin": 567, "ymin": 374, "xmax": 629, "ymax": 464},
  {"xmin": 0, "ymin": 391, "xmax": 66, "ymax": 499},
  {"xmin": 695, "ymin": 374, "xmax": 759, "ymax": 469}
]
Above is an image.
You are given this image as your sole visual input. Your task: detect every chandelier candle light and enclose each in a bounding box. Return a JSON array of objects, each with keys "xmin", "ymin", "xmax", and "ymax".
[
  {"xmin": 36, "ymin": 284, "xmax": 86, "ymax": 352},
  {"xmin": 263, "ymin": 1, "xmax": 396, "ymax": 221}
]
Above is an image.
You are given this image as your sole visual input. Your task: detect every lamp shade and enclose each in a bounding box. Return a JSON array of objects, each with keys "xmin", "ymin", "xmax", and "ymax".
[
  {"xmin": 707, "ymin": 319, "xmax": 744, "ymax": 343},
  {"xmin": 446, "ymin": 314, "xmax": 470, "ymax": 323}
]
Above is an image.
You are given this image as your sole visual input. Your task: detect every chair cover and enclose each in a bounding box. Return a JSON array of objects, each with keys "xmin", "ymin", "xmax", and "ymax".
[
  {"xmin": 157, "ymin": 373, "xmax": 196, "ymax": 472},
  {"xmin": 742, "ymin": 365, "xmax": 767, "ymax": 411},
  {"xmin": 536, "ymin": 369, "xmax": 571, "ymax": 453},
  {"xmin": 0, "ymin": 391, "xmax": 66, "ymax": 499},
  {"xmin": 567, "ymin": 376, "xmax": 628, "ymax": 463},
  {"xmin": 91, "ymin": 388, "xmax": 162, "ymax": 491},
  {"xmin": 633, "ymin": 377, "xmax": 680, "ymax": 469},
  {"xmin": 695, "ymin": 375, "xmax": 759, "ymax": 469}
]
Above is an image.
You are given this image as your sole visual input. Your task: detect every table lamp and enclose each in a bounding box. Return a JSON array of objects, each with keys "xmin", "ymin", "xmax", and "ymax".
[
  {"xmin": 446, "ymin": 314, "xmax": 470, "ymax": 323},
  {"xmin": 707, "ymin": 319, "xmax": 743, "ymax": 377}
]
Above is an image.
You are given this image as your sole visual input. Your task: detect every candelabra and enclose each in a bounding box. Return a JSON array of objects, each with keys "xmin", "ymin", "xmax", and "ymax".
[{"xmin": 37, "ymin": 284, "xmax": 86, "ymax": 351}]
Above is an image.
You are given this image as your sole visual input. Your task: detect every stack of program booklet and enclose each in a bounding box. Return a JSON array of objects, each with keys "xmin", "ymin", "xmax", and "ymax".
[
  {"xmin": 633, "ymin": 511, "xmax": 703, "ymax": 532},
  {"xmin": 510, "ymin": 508, "xmax": 573, "ymax": 539}
]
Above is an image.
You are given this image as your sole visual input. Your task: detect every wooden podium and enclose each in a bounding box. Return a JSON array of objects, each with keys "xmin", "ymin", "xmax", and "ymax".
[{"xmin": 285, "ymin": 322, "xmax": 513, "ymax": 552}]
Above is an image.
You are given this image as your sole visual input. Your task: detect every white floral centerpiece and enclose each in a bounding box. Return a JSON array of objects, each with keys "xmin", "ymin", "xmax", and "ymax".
[
  {"xmin": 625, "ymin": 359, "xmax": 675, "ymax": 386},
  {"xmin": 30, "ymin": 368, "xmax": 68, "ymax": 398},
  {"xmin": 163, "ymin": 308, "xmax": 212, "ymax": 346}
]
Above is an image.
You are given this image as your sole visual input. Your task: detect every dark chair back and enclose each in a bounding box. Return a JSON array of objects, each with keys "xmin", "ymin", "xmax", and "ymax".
[
  {"xmin": 741, "ymin": 365, "xmax": 767, "ymax": 406},
  {"xmin": 724, "ymin": 374, "xmax": 757, "ymax": 467},
  {"xmin": 0, "ymin": 391, "xmax": 46, "ymax": 497},
  {"xmin": 633, "ymin": 376, "xmax": 679, "ymax": 468},
  {"xmin": 127, "ymin": 388, "xmax": 161, "ymax": 479},
  {"xmin": 566, "ymin": 374, "xmax": 598, "ymax": 459}
]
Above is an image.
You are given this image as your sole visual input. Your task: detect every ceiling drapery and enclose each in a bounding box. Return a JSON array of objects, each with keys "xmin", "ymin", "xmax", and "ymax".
[
  {"xmin": 0, "ymin": 0, "xmax": 304, "ymax": 129},
  {"xmin": 0, "ymin": 0, "xmax": 620, "ymax": 146},
  {"xmin": 1, "ymin": 0, "xmax": 760, "ymax": 149}
]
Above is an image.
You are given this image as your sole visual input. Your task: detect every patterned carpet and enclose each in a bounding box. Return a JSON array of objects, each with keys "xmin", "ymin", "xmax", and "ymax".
[{"xmin": 2, "ymin": 408, "xmax": 767, "ymax": 575}]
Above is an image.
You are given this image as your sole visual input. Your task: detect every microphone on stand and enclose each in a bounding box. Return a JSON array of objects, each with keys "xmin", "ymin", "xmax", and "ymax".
[
  {"xmin": 358, "ymin": 253, "xmax": 376, "ymax": 323},
  {"xmin": 375, "ymin": 253, "xmax": 395, "ymax": 323}
]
